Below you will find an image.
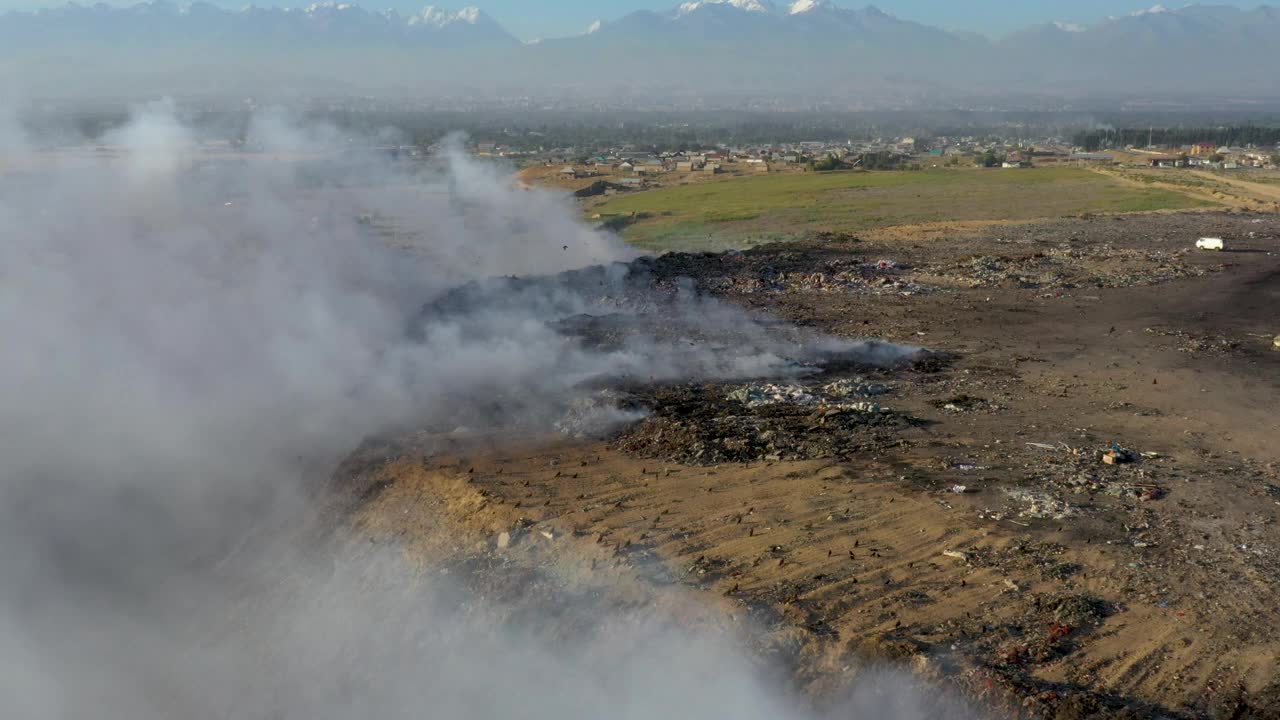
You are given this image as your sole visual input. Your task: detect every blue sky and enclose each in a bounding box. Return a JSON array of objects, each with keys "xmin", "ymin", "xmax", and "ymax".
[{"xmin": 0, "ymin": 0, "xmax": 1260, "ymax": 39}]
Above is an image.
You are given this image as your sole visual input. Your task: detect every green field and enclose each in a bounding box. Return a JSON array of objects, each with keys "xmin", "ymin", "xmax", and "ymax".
[{"xmin": 592, "ymin": 167, "xmax": 1215, "ymax": 251}]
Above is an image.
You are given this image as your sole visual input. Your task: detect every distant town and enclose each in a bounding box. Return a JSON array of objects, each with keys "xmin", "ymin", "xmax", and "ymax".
[{"xmin": 442, "ymin": 131, "xmax": 1280, "ymax": 200}]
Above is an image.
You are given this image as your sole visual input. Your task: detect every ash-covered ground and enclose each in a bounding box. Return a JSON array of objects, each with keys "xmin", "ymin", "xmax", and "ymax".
[{"xmin": 409, "ymin": 251, "xmax": 929, "ymax": 444}]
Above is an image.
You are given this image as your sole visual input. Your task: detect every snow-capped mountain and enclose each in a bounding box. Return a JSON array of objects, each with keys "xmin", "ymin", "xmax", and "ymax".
[
  {"xmin": 0, "ymin": 1, "xmax": 519, "ymax": 49},
  {"xmin": 791, "ymin": 0, "xmax": 841, "ymax": 15},
  {"xmin": 1, "ymin": 1, "xmax": 1278, "ymax": 103},
  {"xmin": 998, "ymin": 4, "xmax": 1280, "ymax": 91},
  {"xmin": 577, "ymin": 0, "xmax": 966, "ymax": 51},
  {"xmin": 676, "ymin": 0, "xmax": 774, "ymax": 17}
]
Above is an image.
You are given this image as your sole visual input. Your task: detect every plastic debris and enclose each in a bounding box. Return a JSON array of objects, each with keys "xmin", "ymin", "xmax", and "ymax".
[
  {"xmin": 727, "ymin": 379, "xmax": 889, "ymax": 409},
  {"xmin": 1101, "ymin": 444, "xmax": 1137, "ymax": 465},
  {"xmin": 1003, "ymin": 488, "xmax": 1077, "ymax": 519},
  {"xmin": 823, "ymin": 378, "xmax": 889, "ymax": 398}
]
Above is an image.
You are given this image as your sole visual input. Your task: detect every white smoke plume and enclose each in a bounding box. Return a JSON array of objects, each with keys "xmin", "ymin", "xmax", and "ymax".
[{"xmin": 0, "ymin": 102, "xmax": 950, "ymax": 719}]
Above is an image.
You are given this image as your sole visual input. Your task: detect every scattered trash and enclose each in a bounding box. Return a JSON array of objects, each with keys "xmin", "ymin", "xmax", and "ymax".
[
  {"xmin": 539, "ymin": 530, "xmax": 556, "ymax": 541},
  {"xmin": 704, "ymin": 264, "xmax": 936, "ymax": 297},
  {"xmin": 1273, "ymin": 335, "xmax": 1280, "ymax": 352},
  {"xmin": 823, "ymin": 378, "xmax": 890, "ymax": 398},
  {"xmin": 947, "ymin": 484, "xmax": 973, "ymax": 494},
  {"xmin": 1026, "ymin": 442, "xmax": 1060, "ymax": 451},
  {"xmin": 1195, "ymin": 237, "xmax": 1225, "ymax": 251},
  {"xmin": 726, "ymin": 384, "xmax": 815, "ymax": 408},
  {"xmin": 931, "ymin": 244, "xmax": 1215, "ymax": 290},
  {"xmin": 496, "ymin": 532, "xmax": 512, "ymax": 549},
  {"xmin": 1101, "ymin": 444, "xmax": 1137, "ymax": 466},
  {"xmin": 1002, "ymin": 488, "xmax": 1078, "ymax": 520},
  {"xmin": 942, "ymin": 550, "xmax": 970, "ymax": 561},
  {"xmin": 726, "ymin": 380, "xmax": 890, "ymax": 410}
]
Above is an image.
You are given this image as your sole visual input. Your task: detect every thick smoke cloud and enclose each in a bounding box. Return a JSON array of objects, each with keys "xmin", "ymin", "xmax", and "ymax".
[{"xmin": 0, "ymin": 103, "xmax": 947, "ymax": 719}]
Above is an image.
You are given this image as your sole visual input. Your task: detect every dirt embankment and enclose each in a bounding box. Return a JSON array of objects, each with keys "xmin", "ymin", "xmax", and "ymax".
[{"xmin": 340, "ymin": 211, "xmax": 1280, "ymax": 720}]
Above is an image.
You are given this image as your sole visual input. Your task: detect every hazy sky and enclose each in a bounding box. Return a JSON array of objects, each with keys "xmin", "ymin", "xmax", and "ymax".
[{"xmin": 0, "ymin": 0, "xmax": 1260, "ymax": 40}]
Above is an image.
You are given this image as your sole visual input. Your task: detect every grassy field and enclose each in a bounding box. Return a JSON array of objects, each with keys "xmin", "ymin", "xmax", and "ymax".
[
  {"xmin": 591, "ymin": 167, "xmax": 1215, "ymax": 251},
  {"xmin": 1107, "ymin": 166, "xmax": 1280, "ymax": 213}
]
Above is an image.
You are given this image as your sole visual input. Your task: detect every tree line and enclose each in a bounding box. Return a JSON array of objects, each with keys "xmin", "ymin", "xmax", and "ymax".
[{"xmin": 1073, "ymin": 126, "xmax": 1280, "ymax": 151}]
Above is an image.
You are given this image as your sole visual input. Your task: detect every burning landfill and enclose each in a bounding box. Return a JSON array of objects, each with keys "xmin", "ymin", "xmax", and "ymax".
[
  {"xmin": 412, "ymin": 245, "xmax": 933, "ymax": 452},
  {"xmin": 0, "ymin": 105, "xmax": 964, "ymax": 720}
]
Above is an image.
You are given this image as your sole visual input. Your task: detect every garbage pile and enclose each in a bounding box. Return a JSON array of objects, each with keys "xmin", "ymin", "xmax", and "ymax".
[
  {"xmin": 614, "ymin": 380, "xmax": 915, "ymax": 465},
  {"xmin": 701, "ymin": 264, "xmax": 937, "ymax": 297},
  {"xmin": 931, "ymin": 244, "xmax": 1214, "ymax": 290},
  {"xmin": 725, "ymin": 377, "xmax": 890, "ymax": 409},
  {"xmin": 1030, "ymin": 443, "xmax": 1168, "ymax": 499}
]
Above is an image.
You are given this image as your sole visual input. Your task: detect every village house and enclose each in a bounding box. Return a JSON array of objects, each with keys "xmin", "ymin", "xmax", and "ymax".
[{"xmin": 635, "ymin": 159, "xmax": 666, "ymax": 175}]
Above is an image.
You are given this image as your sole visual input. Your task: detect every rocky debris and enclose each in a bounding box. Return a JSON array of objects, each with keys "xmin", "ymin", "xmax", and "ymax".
[{"xmin": 1144, "ymin": 326, "xmax": 1245, "ymax": 355}]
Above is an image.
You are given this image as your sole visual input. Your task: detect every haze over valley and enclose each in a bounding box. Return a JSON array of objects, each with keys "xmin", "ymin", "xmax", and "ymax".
[{"xmin": 4, "ymin": 1, "xmax": 1280, "ymax": 106}]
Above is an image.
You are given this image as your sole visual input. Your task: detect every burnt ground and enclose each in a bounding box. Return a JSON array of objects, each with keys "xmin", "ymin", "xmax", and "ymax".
[{"xmin": 338, "ymin": 211, "xmax": 1280, "ymax": 720}]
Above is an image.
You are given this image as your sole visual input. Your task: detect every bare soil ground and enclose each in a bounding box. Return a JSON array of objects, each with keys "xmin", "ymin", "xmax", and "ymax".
[{"xmin": 339, "ymin": 210, "xmax": 1280, "ymax": 719}]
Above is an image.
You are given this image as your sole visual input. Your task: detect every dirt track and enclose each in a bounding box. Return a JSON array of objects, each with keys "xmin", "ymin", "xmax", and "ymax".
[{"xmin": 341, "ymin": 211, "xmax": 1280, "ymax": 719}]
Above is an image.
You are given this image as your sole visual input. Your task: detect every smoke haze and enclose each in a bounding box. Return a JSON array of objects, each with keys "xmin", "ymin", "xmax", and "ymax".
[{"xmin": 0, "ymin": 102, "xmax": 949, "ymax": 719}]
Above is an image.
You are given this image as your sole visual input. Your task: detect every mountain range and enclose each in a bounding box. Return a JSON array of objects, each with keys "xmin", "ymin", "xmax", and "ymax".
[{"xmin": 1, "ymin": 1, "xmax": 1278, "ymax": 105}]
